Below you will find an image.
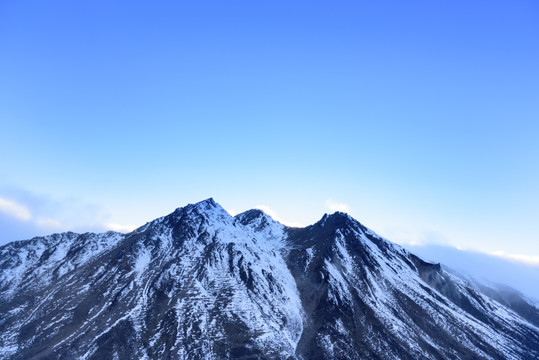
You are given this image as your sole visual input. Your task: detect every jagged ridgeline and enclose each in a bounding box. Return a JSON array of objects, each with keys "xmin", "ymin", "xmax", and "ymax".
[{"xmin": 1, "ymin": 199, "xmax": 538, "ymax": 359}]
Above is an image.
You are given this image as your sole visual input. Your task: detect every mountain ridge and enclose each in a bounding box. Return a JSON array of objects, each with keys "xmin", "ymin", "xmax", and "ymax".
[{"xmin": 1, "ymin": 199, "xmax": 538, "ymax": 359}]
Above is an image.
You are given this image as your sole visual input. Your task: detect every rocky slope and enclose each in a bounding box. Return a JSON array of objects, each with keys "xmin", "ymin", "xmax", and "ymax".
[{"xmin": 1, "ymin": 199, "xmax": 538, "ymax": 359}]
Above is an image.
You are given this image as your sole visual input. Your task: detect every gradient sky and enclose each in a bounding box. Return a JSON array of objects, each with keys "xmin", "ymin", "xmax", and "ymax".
[{"xmin": 1, "ymin": 1, "xmax": 538, "ymax": 268}]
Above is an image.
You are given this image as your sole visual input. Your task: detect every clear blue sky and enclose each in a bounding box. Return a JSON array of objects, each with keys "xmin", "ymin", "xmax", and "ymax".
[{"xmin": 1, "ymin": 1, "xmax": 538, "ymax": 265}]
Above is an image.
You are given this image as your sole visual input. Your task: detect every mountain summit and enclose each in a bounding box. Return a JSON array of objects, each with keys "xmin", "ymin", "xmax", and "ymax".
[{"xmin": 1, "ymin": 199, "xmax": 538, "ymax": 359}]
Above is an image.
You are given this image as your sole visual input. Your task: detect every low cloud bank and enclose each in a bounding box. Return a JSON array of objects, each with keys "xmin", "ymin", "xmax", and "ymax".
[
  {"xmin": 404, "ymin": 243, "xmax": 539, "ymax": 301},
  {"xmin": 0, "ymin": 188, "xmax": 137, "ymax": 245}
]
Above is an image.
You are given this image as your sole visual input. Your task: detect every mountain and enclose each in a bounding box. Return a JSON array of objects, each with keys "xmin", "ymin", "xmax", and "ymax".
[{"xmin": 1, "ymin": 199, "xmax": 538, "ymax": 359}]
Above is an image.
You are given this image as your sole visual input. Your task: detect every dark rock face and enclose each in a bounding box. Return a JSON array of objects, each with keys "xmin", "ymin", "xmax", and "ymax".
[{"xmin": 1, "ymin": 199, "xmax": 538, "ymax": 359}]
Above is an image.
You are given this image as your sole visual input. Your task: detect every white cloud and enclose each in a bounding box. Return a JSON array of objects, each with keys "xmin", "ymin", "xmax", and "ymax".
[
  {"xmin": 488, "ymin": 250, "xmax": 539, "ymax": 267},
  {"xmin": 0, "ymin": 197, "xmax": 31, "ymax": 220},
  {"xmin": 106, "ymin": 223, "xmax": 137, "ymax": 233},
  {"xmin": 403, "ymin": 243, "xmax": 539, "ymax": 299},
  {"xmin": 225, "ymin": 208, "xmax": 238, "ymax": 216},
  {"xmin": 254, "ymin": 205, "xmax": 304, "ymax": 227},
  {"xmin": 325, "ymin": 199, "xmax": 351, "ymax": 213},
  {"xmin": 36, "ymin": 218, "xmax": 64, "ymax": 229},
  {"xmin": 0, "ymin": 187, "xmax": 126, "ymax": 244},
  {"xmin": 380, "ymin": 226, "xmax": 451, "ymax": 247}
]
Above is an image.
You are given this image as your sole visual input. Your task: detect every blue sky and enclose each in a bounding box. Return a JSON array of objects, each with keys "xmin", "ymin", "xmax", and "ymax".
[{"xmin": 1, "ymin": 1, "xmax": 538, "ymax": 271}]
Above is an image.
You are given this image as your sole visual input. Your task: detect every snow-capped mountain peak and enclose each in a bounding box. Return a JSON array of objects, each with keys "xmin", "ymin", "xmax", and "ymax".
[{"xmin": 1, "ymin": 199, "xmax": 538, "ymax": 359}]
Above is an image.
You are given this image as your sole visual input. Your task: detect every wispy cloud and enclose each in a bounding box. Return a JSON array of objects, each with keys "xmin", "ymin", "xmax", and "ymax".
[
  {"xmin": 0, "ymin": 197, "xmax": 31, "ymax": 221},
  {"xmin": 404, "ymin": 243, "xmax": 539, "ymax": 299},
  {"xmin": 488, "ymin": 250, "xmax": 539, "ymax": 267},
  {"xmin": 105, "ymin": 223, "xmax": 137, "ymax": 233},
  {"xmin": 254, "ymin": 205, "xmax": 303, "ymax": 227},
  {"xmin": 381, "ymin": 224, "xmax": 539, "ymax": 268},
  {"xmin": 325, "ymin": 199, "xmax": 351, "ymax": 213},
  {"xmin": 0, "ymin": 186, "xmax": 150, "ymax": 245},
  {"xmin": 380, "ymin": 226, "xmax": 451, "ymax": 247},
  {"xmin": 0, "ymin": 187, "xmax": 113, "ymax": 244},
  {"xmin": 35, "ymin": 218, "xmax": 64, "ymax": 229},
  {"xmin": 225, "ymin": 208, "xmax": 238, "ymax": 216}
]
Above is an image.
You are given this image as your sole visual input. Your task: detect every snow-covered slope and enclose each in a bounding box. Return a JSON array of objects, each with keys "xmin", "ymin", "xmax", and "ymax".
[{"xmin": 1, "ymin": 199, "xmax": 538, "ymax": 359}]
